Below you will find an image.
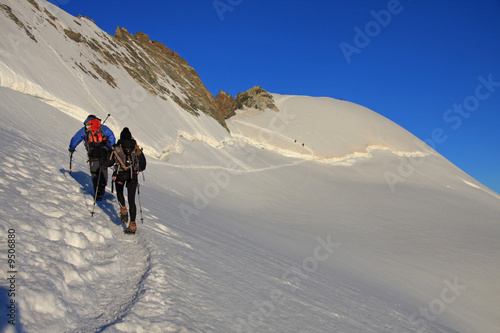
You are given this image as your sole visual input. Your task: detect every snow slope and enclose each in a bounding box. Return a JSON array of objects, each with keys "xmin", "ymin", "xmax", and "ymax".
[
  {"xmin": 1, "ymin": 0, "xmax": 499, "ymax": 332},
  {"xmin": 228, "ymin": 94, "xmax": 429, "ymax": 162}
]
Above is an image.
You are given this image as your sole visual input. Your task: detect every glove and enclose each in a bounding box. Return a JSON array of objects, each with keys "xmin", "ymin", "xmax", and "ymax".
[{"xmin": 68, "ymin": 148, "xmax": 75, "ymax": 153}]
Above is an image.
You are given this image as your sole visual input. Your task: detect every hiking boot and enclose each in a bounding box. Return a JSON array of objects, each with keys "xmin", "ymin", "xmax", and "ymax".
[
  {"xmin": 119, "ymin": 206, "xmax": 128, "ymax": 224},
  {"xmin": 125, "ymin": 221, "xmax": 136, "ymax": 234}
]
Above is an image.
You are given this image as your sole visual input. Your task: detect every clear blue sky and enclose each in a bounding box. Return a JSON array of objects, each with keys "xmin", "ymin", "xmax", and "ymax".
[{"xmin": 48, "ymin": 0, "xmax": 500, "ymax": 194}]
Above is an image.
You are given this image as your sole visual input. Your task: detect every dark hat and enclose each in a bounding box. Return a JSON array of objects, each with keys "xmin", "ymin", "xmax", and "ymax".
[
  {"xmin": 84, "ymin": 114, "xmax": 98, "ymax": 125},
  {"xmin": 120, "ymin": 127, "xmax": 132, "ymax": 140}
]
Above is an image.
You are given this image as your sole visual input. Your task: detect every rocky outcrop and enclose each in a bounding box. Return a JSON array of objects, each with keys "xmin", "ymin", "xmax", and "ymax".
[
  {"xmin": 112, "ymin": 28, "xmax": 228, "ymax": 129},
  {"xmin": 214, "ymin": 90, "xmax": 237, "ymax": 119},
  {"xmin": 215, "ymin": 86, "xmax": 279, "ymax": 119},
  {"xmin": 235, "ymin": 86, "xmax": 279, "ymax": 112},
  {"xmin": 0, "ymin": 3, "xmax": 37, "ymax": 42},
  {"xmin": 111, "ymin": 30, "xmax": 277, "ymax": 126}
]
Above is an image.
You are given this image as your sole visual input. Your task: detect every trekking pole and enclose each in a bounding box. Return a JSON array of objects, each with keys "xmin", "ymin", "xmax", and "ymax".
[
  {"xmin": 91, "ymin": 167, "xmax": 102, "ymax": 217},
  {"xmin": 137, "ymin": 182, "xmax": 144, "ymax": 223},
  {"xmin": 69, "ymin": 150, "xmax": 74, "ymax": 175}
]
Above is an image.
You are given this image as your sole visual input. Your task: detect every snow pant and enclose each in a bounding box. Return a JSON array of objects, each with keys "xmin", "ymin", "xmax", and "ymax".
[
  {"xmin": 115, "ymin": 173, "xmax": 138, "ymax": 222},
  {"xmin": 88, "ymin": 158, "xmax": 108, "ymax": 196}
]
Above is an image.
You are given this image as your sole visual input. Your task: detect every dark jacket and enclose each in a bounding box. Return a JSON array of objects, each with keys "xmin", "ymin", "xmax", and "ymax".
[{"xmin": 106, "ymin": 138, "xmax": 141, "ymax": 180}]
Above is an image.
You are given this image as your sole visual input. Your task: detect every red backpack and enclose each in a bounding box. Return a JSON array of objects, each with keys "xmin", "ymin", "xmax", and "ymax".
[
  {"xmin": 85, "ymin": 118, "xmax": 104, "ymax": 144},
  {"xmin": 85, "ymin": 118, "xmax": 108, "ymax": 157}
]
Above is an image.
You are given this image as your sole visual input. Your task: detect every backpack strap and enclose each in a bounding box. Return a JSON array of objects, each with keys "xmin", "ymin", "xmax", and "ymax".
[
  {"xmin": 87, "ymin": 128, "xmax": 105, "ymax": 143},
  {"xmin": 112, "ymin": 147, "xmax": 129, "ymax": 170}
]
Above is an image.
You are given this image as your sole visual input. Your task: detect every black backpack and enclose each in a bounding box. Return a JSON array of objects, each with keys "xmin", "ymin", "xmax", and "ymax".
[{"xmin": 113, "ymin": 139, "xmax": 146, "ymax": 175}]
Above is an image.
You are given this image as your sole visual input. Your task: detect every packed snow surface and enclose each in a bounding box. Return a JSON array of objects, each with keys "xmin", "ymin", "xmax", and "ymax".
[{"xmin": 0, "ymin": 0, "xmax": 499, "ymax": 332}]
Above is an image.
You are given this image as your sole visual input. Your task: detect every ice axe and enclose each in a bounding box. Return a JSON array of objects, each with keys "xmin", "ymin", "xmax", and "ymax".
[
  {"xmin": 69, "ymin": 149, "xmax": 74, "ymax": 175},
  {"xmin": 101, "ymin": 113, "xmax": 111, "ymax": 125}
]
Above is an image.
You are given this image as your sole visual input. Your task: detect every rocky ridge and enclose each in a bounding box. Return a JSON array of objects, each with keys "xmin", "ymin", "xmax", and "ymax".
[
  {"xmin": 234, "ymin": 86, "xmax": 279, "ymax": 112},
  {"xmin": 214, "ymin": 86, "xmax": 279, "ymax": 119},
  {"xmin": 112, "ymin": 27, "xmax": 229, "ymax": 128},
  {"xmin": 109, "ymin": 30, "xmax": 280, "ymax": 124}
]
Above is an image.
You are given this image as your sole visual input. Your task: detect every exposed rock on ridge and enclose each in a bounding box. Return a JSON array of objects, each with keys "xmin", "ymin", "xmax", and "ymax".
[
  {"xmin": 214, "ymin": 90, "xmax": 237, "ymax": 119},
  {"xmin": 215, "ymin": 86, "xmax": 279, "ymax": 119},
  {"xmin": 112, "ymin": 27, "xmax": 228, "ymax": 129},
  {"xmin": 0, "ymin": 3, "xmax": 37, "ymax": 42},
  {"xmin": 235, "ymin": 86, "xmax": 279, "ymax": 112}
]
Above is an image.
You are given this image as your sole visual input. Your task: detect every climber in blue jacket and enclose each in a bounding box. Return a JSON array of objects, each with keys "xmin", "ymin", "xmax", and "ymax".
[{"xmin": 69, "ymin": 115, "xmax": 116, "ymax": 200}]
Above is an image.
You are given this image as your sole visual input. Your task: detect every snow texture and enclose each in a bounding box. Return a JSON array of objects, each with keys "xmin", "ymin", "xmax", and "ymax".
[{"xmin": 0, "ymin": 1, "xmax": 499, "ymax": 332}]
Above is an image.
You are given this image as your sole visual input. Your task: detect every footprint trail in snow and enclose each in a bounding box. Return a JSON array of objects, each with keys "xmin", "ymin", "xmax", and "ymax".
[{"xmin": 0, "ymin": 123, "xmax": 150, "ymax": 332}]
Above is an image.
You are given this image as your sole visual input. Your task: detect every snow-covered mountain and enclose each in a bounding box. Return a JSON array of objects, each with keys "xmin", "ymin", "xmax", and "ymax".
[{"xmin": 1, "ymin": 1, "xmax": 499, "ymax": 332}]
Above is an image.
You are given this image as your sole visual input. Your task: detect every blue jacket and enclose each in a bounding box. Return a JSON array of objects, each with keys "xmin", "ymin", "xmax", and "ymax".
[{"xmin": 69, "ymin": 117, "xmax": 116, "ymax": 152}]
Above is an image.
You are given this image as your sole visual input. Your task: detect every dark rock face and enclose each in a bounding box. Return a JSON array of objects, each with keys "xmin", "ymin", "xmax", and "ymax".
[{"xmin": 214, "ymin": 90, "xmax": 237, "ymax": 119}]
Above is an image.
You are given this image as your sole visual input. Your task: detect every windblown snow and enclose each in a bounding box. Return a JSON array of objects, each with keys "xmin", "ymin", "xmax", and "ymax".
[{"xmin": 0, "ymin": 1, "xmax": 499, "ymax": 333}]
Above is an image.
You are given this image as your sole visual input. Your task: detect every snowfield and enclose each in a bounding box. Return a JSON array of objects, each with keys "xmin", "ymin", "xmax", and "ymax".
[{"xmin": 1, "ymin": 0, "xmax": 499, "ymax": 332}]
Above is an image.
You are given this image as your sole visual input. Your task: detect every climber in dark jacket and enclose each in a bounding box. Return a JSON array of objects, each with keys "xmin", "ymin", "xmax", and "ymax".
[{"xmin": 106, "ymin": 127, "xmax": 146, "ymax": 233}]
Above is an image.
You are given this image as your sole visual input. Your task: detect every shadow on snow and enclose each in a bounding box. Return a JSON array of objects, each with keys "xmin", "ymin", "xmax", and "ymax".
[
  {"xmin": 0, "ymin": 285, "xmax": 27, "ymax": 332},
  {"xmin": 60, "ymin": 168, "xmax": 123, "ymax": 227}
]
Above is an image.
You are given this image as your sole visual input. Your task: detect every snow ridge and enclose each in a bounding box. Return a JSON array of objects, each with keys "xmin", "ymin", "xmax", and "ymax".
[{"xmin": 227, "ymin": 94, "xmax": 435, "ymax": 166}]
